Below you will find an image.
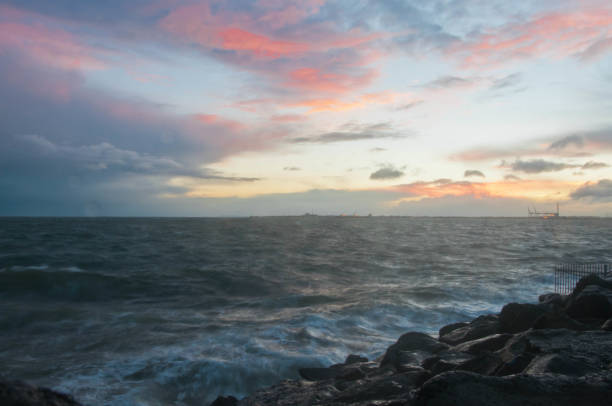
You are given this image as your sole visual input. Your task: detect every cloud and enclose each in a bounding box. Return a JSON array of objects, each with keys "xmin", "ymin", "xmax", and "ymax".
[
  {"xmin": 488, "ymin": 73, "xmax": 522, "ymax": 91},
  {"xmin": 370, "ymin": 165, "xmax": 405, "ymax": 180},
  {"xmin": 283, "ymin": 166, "xmax": 301, "ymax": 171},
  {"xmin": 449, "ymin": 8, "xmax": 612, "ymax": 68},
  {"xmin": 571, "ymin": 179, "xmax": 612, "ymax": 201},
  {"xmin": 504, "ymin": 174, "xmax": 521, "ymax": 181},
  {"xmin": 548, "ymin": 134, "xmax": 585, "ymax": 150},
  {"xmin": 578, "ymin": 36, "xmax": 612, "ymax": 61},
  {"xmin": 581, "ymin": 161, "xmax": 609, "ymax": 170},
  {"xmin": 370, "ymin": 147, "xmax": 387, "ymax": 152},
  {"xmin": 506, "ymin": 159, "xmax": 608, "ymax": 174},
  {"xmin": 395, "ymin": 100, "xmax": 424, "ymax": 111},
  {"xmin": 291, "ymin": 122, "xmax": 404, "ymax": 143},
  {"xmin": 508, "ymin": 159, "xmax": 578, "ymax": 174},
  {"xmin": 464, "ymin": 170, "xmax": 485, "ymax": 178},
  {"xmin": 453, "ymin": 127, "xmax": 612, "ymax": 162},
  {"xmin": 421, "ymin": 75, "xmax": 475, "ymax": 89}
]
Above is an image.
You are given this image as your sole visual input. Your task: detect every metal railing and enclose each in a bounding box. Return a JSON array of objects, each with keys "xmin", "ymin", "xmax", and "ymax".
[{"xmin": 554, "ymin": 263, "xmax": 611, "ymax": 294}]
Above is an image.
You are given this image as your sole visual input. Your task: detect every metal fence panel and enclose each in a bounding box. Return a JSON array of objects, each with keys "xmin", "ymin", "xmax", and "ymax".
[{"xmin": 554, "ymin": 263, "xmax": 611, "ymax": 294}]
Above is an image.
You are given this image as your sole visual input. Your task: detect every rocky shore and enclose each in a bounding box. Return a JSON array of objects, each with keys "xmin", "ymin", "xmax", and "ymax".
[{"xmin": 3, "ymin": 274, "xmax": 612, "ymax": 406}]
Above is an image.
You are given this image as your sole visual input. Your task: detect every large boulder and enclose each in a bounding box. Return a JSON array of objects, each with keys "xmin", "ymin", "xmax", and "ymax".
[
  {"xmin": 494, "ymin": 328, "xmax": 612, "ymax": 377},
  {"xmin": 531, "ymin": 311, "xmax": 586, "ymax": 331},
  {"xmin": 499, "ymin": 303, "xmax": 549, "ymax": 333},
  {"xmin": 380, "ymin": 332, "xmax": 448, "ymax": 370},
  {"xmin": 0, "ymin": 380, "xmax": 83, "ymax": 406},
  {"xmin": 565, "ymin": 285, "xmax": 612, "ymax": 320},
  {"xmin": 414, "ymin": 371, "xmax": 612, "ymax": 406},
  {"xmin": 439, "ymin": 315, "xmax": 500, "ymax": 345}
]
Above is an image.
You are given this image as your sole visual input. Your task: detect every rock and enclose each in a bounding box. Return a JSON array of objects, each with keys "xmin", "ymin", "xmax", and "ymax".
[
  {"xmin": 414, "ymin": 371, "xmax": 612, "ymax": 406},
  {"xmin": 524, "ymin": 353, "xmax": 601, "ymax": 376},
  {"xmin": 298, "ymin": 367, "xmax": 340, "ymax": 381},
  {"xmin": 438, "ymin": 322, "xmax": 469, "ymax": 337},
  {"xmin": 439, "ymin": 315, "xmax": 500, "ymax": 345},
  {"xmin": 237, "ymin": 379, "xmax": 339, "ymax": 406},
  {"xmin": 210, "ymin": 395, "xmax": 238, "ymax": 406},
  {"xmin": 602, "ymin": 318, "xmax": 612, "ymax": 331},
  {"xmin": 531, "ymin": 311, "xmax": 586, "ymax": 331},
  {"xmin": 332, "ymin": 370, "xmax": 429, "ymax": 403},
  {"xmin": 565, "ymin": 285, "xmax": 612, "ymax": 320},
  {"xmin": 344, "ymin": 354, "xmax": 368, "ymax": 365},
  {"xmin": 571, "ymin": 274, "xmax": 612, "ymax": 297},
  {"xmin": 452, "ymin": 334, "xmax": 513, "ymax": 355},
  {"xmin": 538, "ymin": 292, "xmax": 564, "ymax": 306},
  {"xmin": 499, "ymin": 303, "xmax": 549, "ymax": 333},
  {"xmin": 422, "ymin": 350, "xmax": 474, "ymax": 376},
  {"xmin": 456, "ymin": 353, "xmax": 503, "ymax": 376},
  {"xmin": 494, "ymin": 328, "xmax": 612, "ymax": 377},
  {"xmin": 380, "ymin": 332, "xmax": 448, "ymax": 370},
  {"xmin": 0, "ymin": 380, "xmax": 83, "ymax": 406}
]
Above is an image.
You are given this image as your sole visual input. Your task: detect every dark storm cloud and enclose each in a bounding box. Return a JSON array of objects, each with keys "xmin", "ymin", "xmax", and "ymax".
[
  {"xmin": 370, "ymin": 165, "xmax": 405, "ymax": 180},
  {"xmin": 571, "ymin": 179, "xmax": 612, "ymax": 201},
  {"xmin": 0, "ymin": 54, "xmax": 262, "ymax": 215},
  {"xmin": 291, "ymin": 122, "xmax": 405, "ymax": 144},
  {"xmin": 464, "ymin": 170, "xmax": 485, "ymax": 178}
]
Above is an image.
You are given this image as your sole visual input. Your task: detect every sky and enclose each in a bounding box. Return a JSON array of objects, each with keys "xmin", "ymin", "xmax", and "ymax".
[{"xmin": 1, "ymin": 0, "xmax": 612, "ymax": 216}]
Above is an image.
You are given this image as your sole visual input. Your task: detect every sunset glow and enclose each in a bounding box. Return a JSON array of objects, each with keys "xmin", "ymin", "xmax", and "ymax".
[{"xmin": 1, "ymin": 0, "xmax": 612, "ymax": 216}]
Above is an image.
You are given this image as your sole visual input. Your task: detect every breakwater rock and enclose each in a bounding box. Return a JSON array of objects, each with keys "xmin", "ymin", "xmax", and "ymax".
[{"xmin": 212, "ymin": 274, "xmax": 612, "ymax": 406}]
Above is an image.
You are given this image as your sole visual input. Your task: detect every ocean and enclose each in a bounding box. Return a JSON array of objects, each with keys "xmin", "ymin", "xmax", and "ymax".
[{"xmin": 1, "ymin": 217, "xmax": 611, "ymax": 405}]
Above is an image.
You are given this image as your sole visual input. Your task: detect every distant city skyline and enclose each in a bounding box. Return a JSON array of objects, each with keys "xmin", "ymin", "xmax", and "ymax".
[{"xmin": 1, "ymin": 0, "xmax": 612, "ymax": 216}]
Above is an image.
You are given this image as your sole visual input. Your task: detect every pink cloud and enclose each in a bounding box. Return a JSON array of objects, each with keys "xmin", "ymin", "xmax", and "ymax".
[
  {"xmin": 450, "ymin": 8, "xmax": 612, "ymax": 68},
  {"xmin": 286, "ymin": 67, "xmax": 377, "ymax": 93},
  {"xmin": 0, "ymin": 21, "xmax": 105, "ymax": 71},
  {"xmin": 159, "ymin": 0, "xmax": 384, "ymax": 104}
]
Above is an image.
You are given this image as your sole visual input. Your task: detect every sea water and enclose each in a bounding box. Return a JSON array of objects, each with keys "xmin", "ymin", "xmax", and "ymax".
[{"xmin": 1, "ymin": 217, "xmax": 611, "ymax": 405}]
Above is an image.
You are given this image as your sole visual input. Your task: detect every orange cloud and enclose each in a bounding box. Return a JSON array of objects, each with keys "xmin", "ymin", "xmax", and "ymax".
[
  {"xmin": 450, "ymin": 8, "xmax": 612, "ymax": 67},
  {"xmin": 394, "ymin": 179, "xmax": 579, "ymax": 201},
  {"xmin": 291, "ymin": 92, "xmax": 398, "ymax": 113},
  {"xmin": 287, "ymin": 67, "xmax": 376, "ymax": 93},
  {"xmin": 194, "ymin": 114, "xmax": 245, "ymax": 131}
]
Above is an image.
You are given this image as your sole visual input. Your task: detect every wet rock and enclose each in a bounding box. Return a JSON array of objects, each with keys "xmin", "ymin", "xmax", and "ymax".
[
  {"xmin": 332, "ymin": 370, "xmax": 429, "ymax": 403},
  {"xmin": 571, "ymin": 274, "xmax": 612, "ymax": 297},
  {"xmin": 299, "ymin": 367, "xmax": 341, "ymax": 381},
  {"xmin": 438, "ymin": 322, "xmax": 469, "ymax": 337},
  {"xmin": 0, "ymin": 380, "xmax": 83, "ymax": 406},
  {"xmin": 531, "ymin": 311, "xmax": 586, "ymax": 331},
  {"xmin": 344, "ymin": 354, "xmax": 368, "ymax": 365},
  {"xmin": 210, "ymin": 395, "xmax": 238, "ymax": 406},
  {"xmin": 414, "ymin": 371, "xmax": 612, "ymax": 406},
  {"xmin": 456, "ymin": 352, "xmax": 503, "ymax": 376},
  {"xmin": 237, "ymin": 379, "xmax": 339, "ymax": 406},
  {"xmin": 499, "ymin": 302, "xmax": 549, "ymax": 333},
  {"xmin": 438, "ymin": 315, "xmax": 499, "ymax": 345},
  {"xmin": 538, "ymin": 292, "xmax": 564, "ymax": 306},
  {"xmin": 452, "ymin": 333, "xmax": 513, "ymax": 355},
  {"xmin": 524, "ymin": 353, "xmax": 601, "ymax": 376},
  {"xmin": 495, "ymin": 329, "xmax": 612, "ymax": 377},
  {"xmin": 565, "ymin": 285, "xmax": 612, "ymax": 320},
  {"xmin": 380, "ymin": 332, "xmax": 448, "ymax": 370}
]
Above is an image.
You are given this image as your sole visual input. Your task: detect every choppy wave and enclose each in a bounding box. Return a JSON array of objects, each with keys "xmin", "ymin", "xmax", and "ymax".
[{"xmin": 1, "ymin": 216, "xmax": 611, "ymax": 405}]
